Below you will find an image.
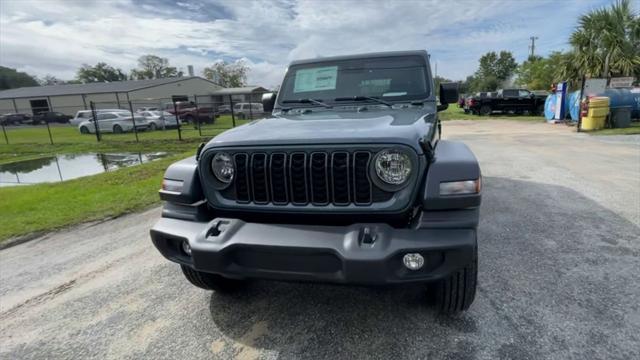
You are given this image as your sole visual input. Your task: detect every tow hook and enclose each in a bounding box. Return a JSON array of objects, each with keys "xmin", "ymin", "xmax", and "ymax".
[
  {"xmin": 206, "ymin": 220, "xmax": 229, "ymax": 237},
  {"xmin": 358, "ymin": 226, "xmax": 376, "ymax": 245}
]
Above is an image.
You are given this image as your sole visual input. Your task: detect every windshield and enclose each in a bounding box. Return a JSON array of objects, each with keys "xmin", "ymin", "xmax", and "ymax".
[{"xmin": 278, "ymin": 55, "xmax": 430, "ymax": 107}]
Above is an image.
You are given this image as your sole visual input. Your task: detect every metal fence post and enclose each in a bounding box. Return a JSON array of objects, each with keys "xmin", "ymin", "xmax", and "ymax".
[
  {"xmin": 193, "ymin": 94, "xmax": 202, "ymax": 136},
  {"xmin": 90, "ymin": 101, "xmax": 101, "ymax": 142},
  {"xmin": 128, "ymin": 100, "xmax": 139, "ymax": 142},
  {"xmin": 249, "ymin": 96, "xmax": 253, "ymax": 120},
  {"xmin": 229, "ymin": 95, "xmax": 236, "ymax": 128},
  {"xmin": 173, "ymin": 100, "xmax": 182, "ymax": 141},
  {"xmin": 44, "ymin": 116, "xmax": 54, "ymax": 145},
  {"xmin": 1, "ymin": 122, "xmax": 8, "ymax": 144}
]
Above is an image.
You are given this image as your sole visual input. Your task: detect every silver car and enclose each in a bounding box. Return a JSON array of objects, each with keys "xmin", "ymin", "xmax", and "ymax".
[
  {"xmin": 138, "ymin": 111, "xmax": 180, "ymax": 130},
  {"xmin": 70, "ymin": 109, "xmax": 124, "ymax": 126},
  {"xmin": 77, "ymin": 111, "xmax": 148, "ymax": 134}
]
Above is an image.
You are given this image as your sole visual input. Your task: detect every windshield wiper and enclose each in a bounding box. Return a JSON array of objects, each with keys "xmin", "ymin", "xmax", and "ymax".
[
  {"xmin": 334, "ymin": 96, "xmax": 392, "ymax": 108},
  {"xmin": 281, "ymin": 98, "xmax": 332, "ymax": 108}
]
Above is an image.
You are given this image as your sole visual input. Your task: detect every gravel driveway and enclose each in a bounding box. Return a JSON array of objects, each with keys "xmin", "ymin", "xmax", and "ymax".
[{"xmin": 1, "ymin": 120, "xmax": 639, "ymax": 360}]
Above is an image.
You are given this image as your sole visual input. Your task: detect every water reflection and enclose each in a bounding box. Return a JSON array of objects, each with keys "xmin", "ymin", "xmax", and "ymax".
[{"xmin": 0, "ymin": 152, "xmax": 168, "ymax": 186}]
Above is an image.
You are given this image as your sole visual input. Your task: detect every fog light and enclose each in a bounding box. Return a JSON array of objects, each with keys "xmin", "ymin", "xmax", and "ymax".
[
  {"xmin": 403, "ymin": 253, "xmax": 424, "ymax": 270},
  {"xmin": 181, "ymin": 240, "xmax": 192, "ymax": 256}
]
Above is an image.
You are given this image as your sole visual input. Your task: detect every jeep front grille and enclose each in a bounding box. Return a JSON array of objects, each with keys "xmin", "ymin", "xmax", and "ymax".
[{"xmin": 231, "ymin": 151, "xmax": 376, "ymax": 206}]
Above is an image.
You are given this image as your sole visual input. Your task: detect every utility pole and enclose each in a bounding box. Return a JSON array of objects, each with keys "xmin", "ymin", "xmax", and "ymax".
[{"xmin": 529, "ymin": 36, "xmax": 539, "ymax": 58}]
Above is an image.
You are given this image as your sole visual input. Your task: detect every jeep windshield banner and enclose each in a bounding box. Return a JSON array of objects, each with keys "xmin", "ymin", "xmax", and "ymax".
[{"xmin": 294, "ymin": 66, "xmax": 338, "ymax": 93}]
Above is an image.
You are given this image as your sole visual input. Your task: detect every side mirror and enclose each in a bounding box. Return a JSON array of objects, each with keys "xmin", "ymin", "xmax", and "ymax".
[
  {"xmin": 439, "ymin": 82, "xmax": 459, "ymax": 105},
  {"xmin": 262, "ymin": 92, "xmax": 276, "ymax": 113}
]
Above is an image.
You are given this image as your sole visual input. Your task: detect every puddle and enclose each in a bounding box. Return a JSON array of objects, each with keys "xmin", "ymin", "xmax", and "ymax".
[{"xmin": 0, "ymin": 152, "xmax": 169, "ymax": 186}]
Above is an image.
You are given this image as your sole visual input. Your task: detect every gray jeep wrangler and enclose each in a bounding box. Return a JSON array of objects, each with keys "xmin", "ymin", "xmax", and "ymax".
[{"xmin": 150, "ymin": 50, "xmax": 481, "ymax": 313}]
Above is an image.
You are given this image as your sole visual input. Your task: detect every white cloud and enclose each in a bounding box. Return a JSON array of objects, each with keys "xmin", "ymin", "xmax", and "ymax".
[{"xmin": 0, "ymin": 0, "xmax": 614, "ymax": 86}]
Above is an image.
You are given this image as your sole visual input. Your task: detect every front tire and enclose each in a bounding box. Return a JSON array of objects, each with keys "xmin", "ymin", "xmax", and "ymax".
[
  {"xmin": 113, "ymin": 124, "xmax": 123, "ymax": 133},
  {"xmin": 80, "ymin": 126, "xmax": 89, "ymax": 134},
  {"xmin": 479, "ymin": 105, "xmax": 492, "ymax": 116},
  {"xmin": 431, "ymin": 247, "xmax": 477, "ymax": 314},
  {"xmin": 180, "ymin": 265, "xmax": 245, "ymax": 293},
  {"xmin": 149, "ymin": 122, "xmax": 157, "ymax": 131}
]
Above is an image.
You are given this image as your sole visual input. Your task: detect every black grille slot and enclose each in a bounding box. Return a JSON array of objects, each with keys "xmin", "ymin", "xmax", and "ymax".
[
  {"xmin": 289, "ymin": 153, "xmax": 308, "ymax": 204},
  {"xmin": 250, "ymin": 153, "xmax": 268, "ymax": 203},
  {"xmin": 331, "ymin": 152, "xmax": 350, "ymax": 205},
  {"xmin": 310, "ymin": 152, "xmax": 329, "ymax": 205},
  {"xmin": 270, "ymin": 153, "xmax": 287, "ymax": 204},
  {"xmin": 353, "ymin": 152, "xmax": 372, "ymax": 205},
  {"xmin": 234, "ymin": 153, "xmax": 250, "ymax": 202},
  {"xmin": 230, "ymin": 150, "xmax": 380, "ymax": 206}
]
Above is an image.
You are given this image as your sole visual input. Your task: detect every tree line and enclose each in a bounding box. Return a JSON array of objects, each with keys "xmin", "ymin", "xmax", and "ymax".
[{"xmin": 0, "ymin": 54, "xmax": 249, "ymax": 90}]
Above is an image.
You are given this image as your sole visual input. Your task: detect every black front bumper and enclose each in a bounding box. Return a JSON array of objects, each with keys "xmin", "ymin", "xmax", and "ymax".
[{"xmin": 150, "ymin": 215, "xmax": 477, "ymax": 285}]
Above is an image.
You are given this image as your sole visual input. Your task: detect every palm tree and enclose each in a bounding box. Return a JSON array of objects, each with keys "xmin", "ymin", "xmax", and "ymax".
[{"xmin": 568, "ymin": 0, "xmax": 640, "ymax": 79}]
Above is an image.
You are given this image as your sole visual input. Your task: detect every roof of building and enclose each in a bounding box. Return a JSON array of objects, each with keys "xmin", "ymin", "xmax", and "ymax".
[
  {"xmin": 211, "ymin": 86, "xmax": 269, "ymax": 95},
  {"xmin": 0, "ymin": 76, "xmax": 219, "ymax": 99}
]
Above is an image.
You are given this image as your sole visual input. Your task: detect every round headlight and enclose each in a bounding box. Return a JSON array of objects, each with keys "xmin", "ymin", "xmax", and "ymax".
[
  {"xmin": 211, "ymin": 152, "xmax": 234, "ymax": 183},
  {"xmin": 374, "ymin": 149, "xmax": 412, "ymax": 185}
]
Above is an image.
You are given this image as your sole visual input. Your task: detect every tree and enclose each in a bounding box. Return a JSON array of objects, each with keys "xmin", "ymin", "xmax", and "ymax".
[
  {"xmin": 516, "ymin": 52, "xmax": 569, "ymax": 90},
  {"xmin": 0, "ymin": 66, "xmax": 39, "ymax": 90},
  {"xmin": 470, "ymin": 51, "xmax": 518, "ymax": 92},
  {"xmin": 203, "ymin": 60, "xmax": 249, "ymax": 87},
  {"xmin": 38, "ymin": 75, "xmax": 64, "ymax": 86},
  {"xmin": 566, "ymin": 0, "xmax": 640, "ymax": 78},
  {"xmin": 130, "ymin": 55, "xmax": 178, "ymax": 80},
  {"xmin": 77, "ymin": 62, "xmax": 127, "ymax": 83}
]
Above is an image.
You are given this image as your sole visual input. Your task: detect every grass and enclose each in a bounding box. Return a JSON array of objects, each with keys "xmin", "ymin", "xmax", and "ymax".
[
  {"xmin": 439, "ymin": 104, "xmax": 545, "ymax": 122},
  {"xmin": 589, "ymin": 122, "xmax": 640, "ymax": 135},
  {"xmin": 0, "ymin": 152, "xmax": 191, "ymax": 241},
  {"xmin": 0, "ymin": 114, "xmax": 257, "ymax": 241}
]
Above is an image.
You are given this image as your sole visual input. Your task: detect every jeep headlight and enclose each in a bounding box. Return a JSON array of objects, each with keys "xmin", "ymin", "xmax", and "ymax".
[
  {"xmin": 374, "ymin": 149, "xmax": 412, "ymax": 185},
  {"xmin": 211, "ymin": 152, "xmax": 234, "ymax": 183}
]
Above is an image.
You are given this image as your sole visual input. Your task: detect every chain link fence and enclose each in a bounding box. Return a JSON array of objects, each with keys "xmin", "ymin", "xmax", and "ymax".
[{"xmin": 0, "ymin": 94, "xmax": 266, "ymax": 145}]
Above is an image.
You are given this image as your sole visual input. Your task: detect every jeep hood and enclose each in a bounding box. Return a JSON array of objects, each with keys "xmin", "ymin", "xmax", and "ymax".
[{"xmin": 206, "ymin": 108, "xmax": 435, "ymax": 153}]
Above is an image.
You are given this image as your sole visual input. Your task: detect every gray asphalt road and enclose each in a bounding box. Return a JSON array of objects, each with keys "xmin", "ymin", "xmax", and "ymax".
[{"xmin": 1, "ymin": 120, "xmax": 639, "ymax": 360}]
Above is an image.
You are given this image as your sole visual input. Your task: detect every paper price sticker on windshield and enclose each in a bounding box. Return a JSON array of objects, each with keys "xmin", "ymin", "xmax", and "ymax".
[{"xmin": 294, "ymin": 66, "xmax": 338, "ymax": 93}]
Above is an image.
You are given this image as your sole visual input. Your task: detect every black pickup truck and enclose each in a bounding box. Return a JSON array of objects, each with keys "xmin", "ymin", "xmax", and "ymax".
[{"xmin": 468, "ymin": 88, "xmax": 546, "ymax": 116}]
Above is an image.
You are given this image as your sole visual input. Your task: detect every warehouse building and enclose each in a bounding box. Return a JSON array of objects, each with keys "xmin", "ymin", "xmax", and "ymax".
[{"xmin": 0, "ymin": 77, "xmax": 222, "ymax": 116}]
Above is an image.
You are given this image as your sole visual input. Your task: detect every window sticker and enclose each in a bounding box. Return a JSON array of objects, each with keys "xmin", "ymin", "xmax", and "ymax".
[{"xmin": 293, "ymin": 66, "xmax": 338, "ymax": 93}]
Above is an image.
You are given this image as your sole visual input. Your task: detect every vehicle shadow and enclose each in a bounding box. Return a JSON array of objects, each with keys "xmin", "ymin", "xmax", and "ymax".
[{"xmin": 207, "ymin": 177, "xmax": 640, "ymax": 359}]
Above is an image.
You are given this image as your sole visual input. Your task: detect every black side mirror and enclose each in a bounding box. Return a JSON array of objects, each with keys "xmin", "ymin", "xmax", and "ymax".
[
  {"xmin": 262, "ymin": 92, "xmax": 276, "ymax": 113},
  {"xmin": 439, "ymin": 83, "xmax": 459, "ymax": 104},
  {"xmin": 437, "ymin": 82, "xmax": 459, "ymax": 112}
]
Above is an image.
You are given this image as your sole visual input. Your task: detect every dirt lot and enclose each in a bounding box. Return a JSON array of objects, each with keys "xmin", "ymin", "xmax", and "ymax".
[{"xmin": 1, "ymin": 120, "xmax": 638, "ymax": 359}]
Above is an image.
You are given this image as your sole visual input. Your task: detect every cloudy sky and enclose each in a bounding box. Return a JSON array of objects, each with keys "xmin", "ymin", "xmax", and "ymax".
[{"xmin": 0, "ymin": 0, "xmax": 617, "ymax": 87}]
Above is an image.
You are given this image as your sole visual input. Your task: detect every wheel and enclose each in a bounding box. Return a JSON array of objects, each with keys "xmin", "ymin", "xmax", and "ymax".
[
  {"xmin": 149, "ymin": 122, "xmax": 157, "ymax": 131},
  {"xmin": 184, "ymin": 115, "xmax": 194, "ymax": 124},
  {"xmin": 238, "ymin": 113, "xmax": 246, "ymax": 120},
  {"xmin": 113, "ymin": 124, "xmax": 123, "ymax": 134},
  {"xmin": 80, "ymin": 126, "xmax": 89, "ymax": 134},
  {"xmin": 479, "ymin": 105, "xmax": 492, "ymax": 116},
  {"xmin": 463, "ymin": 109, "xmax": 469, "ymax": 114},
  {"xmin": 536, "ymin": 104, "xmax": 545, "ymax": 116},
  {"xmin": 430, "ymin": 247, "xmax": 477, "ymax": 314},
  {"xmin": 180, "ymin": 265, "xmax": 245, "ymax": 292}
]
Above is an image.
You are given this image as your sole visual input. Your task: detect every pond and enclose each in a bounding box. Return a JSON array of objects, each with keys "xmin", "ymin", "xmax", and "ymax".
[{"xmin": 0, "ymin": 152, "xmax": 169, "ymax": 187}]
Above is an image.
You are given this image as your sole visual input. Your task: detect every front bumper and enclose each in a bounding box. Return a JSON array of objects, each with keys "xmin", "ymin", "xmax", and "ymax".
[{"xmin": 150, "ymin": 217, "xmax": 476, "ymax": 285}]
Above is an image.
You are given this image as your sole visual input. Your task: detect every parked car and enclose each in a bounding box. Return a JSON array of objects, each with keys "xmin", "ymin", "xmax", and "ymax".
[
  {"xmin": 217, "ymin": 104, "xmax": 231, "ymax": 114},
  {"xmin": 0, "ymin": 113, "xmax": 32, "ymax": 125},
  {"xmin": 151, "ymin": 50, "xmax": 482, "ymax": 314},
  {"xmin": 233, "ymin": 102, "xmax": 264, "ymax": 119},
  {"xmin": 139, "ymin": 110, "xmax": 180, "ymax": 130},
  {"xmin": 70, "ymin": 109, "xmax": 124, "ymax": 126},
  {"xmin": 163, "ymin": 101, "xmax": 215, "ymax": 124},
  {"xmin": 467, "ymin": 88, "xmax": 546, "ymax": 116},
  {"xmin": 32, "ymin": 112, "xmax": 72, "ymax": 124},
  {"xmin": 77, "ymin": 111, "xmax": 148, "ymax": 134},
  {"xmin": 136, "ymin": 106, "xmax": 159, "ymax": 112}
]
